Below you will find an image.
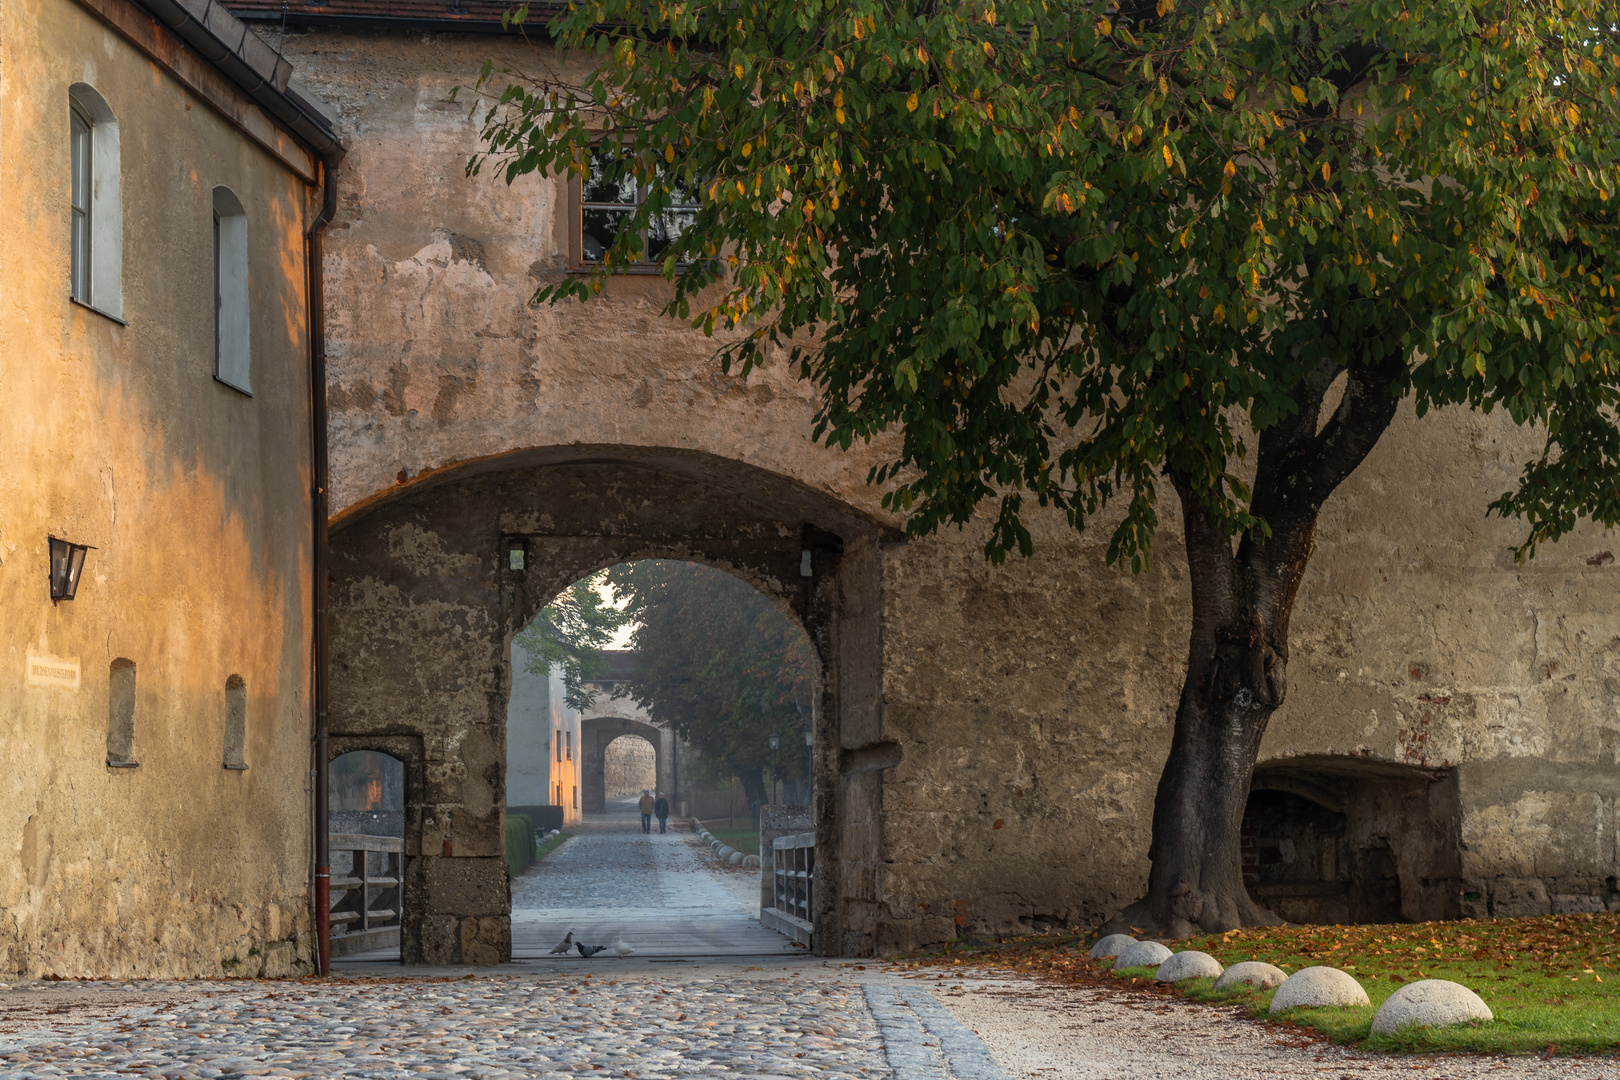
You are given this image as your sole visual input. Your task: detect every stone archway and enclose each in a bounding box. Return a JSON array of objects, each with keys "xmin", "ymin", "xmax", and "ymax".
[
  {"xmin": 581, "ymin": 716, "xmax": 670, "ymax": 812},
  {"xmin": 326, "ymin": 445, "xmax": 894, "ymax": 965}
]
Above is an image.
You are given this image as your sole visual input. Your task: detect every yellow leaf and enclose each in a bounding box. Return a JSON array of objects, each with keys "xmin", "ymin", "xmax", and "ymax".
[
  {"xmin": 734, "ymin": 63, "xmax": 745, "ymax": 79},
  {"xmin": 836, "ymin": 107, "xmax": 846, "ymax": 124},
  {"xmin": 1096, "ymin": 16, "xmax": 1111, "ymax": 35},
  {"xmin": 1162, "ymin": 144, "xmax": 1173, "ymax": 167},
  {"xmin": 907, "ymin": 92, "xmax": 920, "ymax": 112},
  {"xmin": 1567, "ymin": 103, "xmax": 1581, "ymax": 126},
  {"xmin": 1223, "ymin": 82, "xmax": 1235, "ymax": 100},
  {"xmin": 1291, "ymin": 85, "xmax": 1307, "ymax": 104},
  {"xmin": 665, "ymin": 144, "xmax": 675, "ymax": 163},
  {"xmin": 1223, "ymin": 159, "xmax": 1236, "ymax": 178},
  {"xmin": 1322, "ymin": 161, "xmax": 1331, "ymax": 182}
]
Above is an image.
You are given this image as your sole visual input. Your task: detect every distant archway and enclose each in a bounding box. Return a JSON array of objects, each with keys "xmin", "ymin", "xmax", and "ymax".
[
  {"xmin": 581, "ymin": 715, "xmax": 669, "ymax": 811},
  {"xmin": 603, "ymin": 733, "xmax": 658, "ymax": 798}
]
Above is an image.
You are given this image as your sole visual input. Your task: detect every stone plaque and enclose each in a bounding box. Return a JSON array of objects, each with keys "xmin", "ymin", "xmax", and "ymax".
[{"xmin": 27, "ymin": 649, "xmax": 80, "ymax": 691}]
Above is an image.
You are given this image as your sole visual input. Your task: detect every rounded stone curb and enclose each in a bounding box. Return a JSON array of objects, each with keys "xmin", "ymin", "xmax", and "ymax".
[
  {"xmin": 717, "ymin": 846, "xmax": 735, "ymax": 860},
  {"xmin": 743, "ymin": 854, "xmax": 761, "ymax": 868},
  {"xmin": 1113, "ymin": 940, "xmax": 1173, "ymax": 970},
  {"xmin": 727, "ymin": 850, "xmax": 744, "ymax": 865},
  {"xmin": 1214, "ymin": 961, "xmax": 1288, "ymax": 991},
  {"xmin": 1155, "ymin": 951, "xmax": 1223, "ymax": 982},
  {"xmin": 1269, "ymin": 967, "xmax": 1369, "ymax": 1013},
  {"xmin": 1089, "ymin": 934, "xmax": 1136, "ymax": 960},
  {"xmin": 1371, "ymin": 980, "xmax": 1493, "ymax": 1034}
]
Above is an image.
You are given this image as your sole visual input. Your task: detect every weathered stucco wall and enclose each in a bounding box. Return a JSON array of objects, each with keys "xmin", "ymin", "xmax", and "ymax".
[
  {"xmin": 0, "ymin": 0, "xmax": 317, "ymax": 976},
  {"xmin": 278, "ymin": 26, "xmax": 1619, "ymax": 955}
]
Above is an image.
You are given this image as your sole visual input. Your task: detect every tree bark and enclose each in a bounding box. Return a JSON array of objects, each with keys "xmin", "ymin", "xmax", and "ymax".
[{"xmin": 1108, "ymin": 341, "xmax": 1407, "ymax": 937}]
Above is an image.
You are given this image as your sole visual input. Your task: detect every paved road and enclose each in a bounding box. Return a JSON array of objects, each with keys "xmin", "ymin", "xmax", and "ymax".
[{"xmin": 509, "ymin": 796, "xmax": 796, "ymax": 959}]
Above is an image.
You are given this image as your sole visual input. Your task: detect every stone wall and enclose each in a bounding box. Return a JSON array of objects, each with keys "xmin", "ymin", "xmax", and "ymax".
[
  {"xmin": 0, "ymin": 0, "xmax": 319, "ymax": 977},
  {"xmin": 275, "ymin": 24, "xmax": 1620, "ymax": 957}
]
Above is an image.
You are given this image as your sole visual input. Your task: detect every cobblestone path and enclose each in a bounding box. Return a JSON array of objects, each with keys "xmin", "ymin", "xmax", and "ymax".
[
  {"xmin": 0, "ymin": 967, "xmax": 1005, "ymax": 1079},
  {"xmin": 507, "ymin": 799, "xmax": 790, "ymax": 959}
]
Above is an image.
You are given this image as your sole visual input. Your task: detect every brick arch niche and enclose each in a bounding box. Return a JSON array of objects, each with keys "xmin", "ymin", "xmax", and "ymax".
[
  {"xmin": 326, "ymin": 445, "xmax": 894, "ymax": 964},
  {"xmin": 1242, "ymin": 755, "xmax": 1462, "ymax": 926}
]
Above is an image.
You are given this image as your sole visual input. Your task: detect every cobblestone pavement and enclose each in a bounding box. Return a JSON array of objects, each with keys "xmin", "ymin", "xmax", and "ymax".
[
  {"xmin": 1, "ymin": 967, "xmax": 1612, "ymax": 1079},
  {"xmin": 0, "ymin": 968, "xmax": 894, "ymax": 1079},
  {"xmin": 511, "ymin": 800, "xmax": 754, "ymax": 915},
  {"xmin": 504, "ymin": 798, "xmax": 789, "ymax": 959}
]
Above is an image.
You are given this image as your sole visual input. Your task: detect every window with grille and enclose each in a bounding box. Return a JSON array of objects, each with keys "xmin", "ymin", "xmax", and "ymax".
[{"xmin": 574, "ymin": 148, "xmax": 699, "ymax": 267}]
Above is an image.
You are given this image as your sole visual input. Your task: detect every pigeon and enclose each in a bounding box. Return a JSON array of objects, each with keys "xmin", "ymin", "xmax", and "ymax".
[
  {"xmin": 577, "ymin": 942, "xmax": 608, "ymax": 958},
  {"xmin": 549, "ymin": 930, "xmax": 575, "ymax": 955},
  {"xmin": 609, "ymin": 936, "xmax": 635, "ymax": 957}
]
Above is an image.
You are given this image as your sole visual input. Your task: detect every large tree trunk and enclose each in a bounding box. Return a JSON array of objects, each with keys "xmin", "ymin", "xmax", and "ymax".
[{"xmin": 1108, "ymin": 342, "xmax": 1407, "ymax": 938}]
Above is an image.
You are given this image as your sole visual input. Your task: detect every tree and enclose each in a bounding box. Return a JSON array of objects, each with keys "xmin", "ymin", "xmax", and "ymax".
[
  {"xmin": 606, "ymin": 561, "xmax": 815, "ymax": 814},
  {"xmin": 472, "ymin": 0, "xmax": 1620, "ymax": 934},
  {"xmin": 515, "ymin": 576, "xmax": 630, "ymax": 711}
]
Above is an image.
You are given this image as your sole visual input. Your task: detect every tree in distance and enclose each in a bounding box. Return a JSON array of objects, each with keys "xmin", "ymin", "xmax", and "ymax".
[
  {"xmin": 605, "ymin": 560, "xmax": 814, "ymax": 816},
  {"xmin": 515, "ymin": 576, "xmax": 629, "ymax": 712},
  {"xmin": 469, "ymin": 0, "xmax": 1620, "ymax": 934}
]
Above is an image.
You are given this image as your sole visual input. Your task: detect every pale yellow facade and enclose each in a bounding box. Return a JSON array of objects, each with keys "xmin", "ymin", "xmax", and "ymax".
[{"xmin": 0, "ymin": 0, "xmax": 322, "ymax": 976}]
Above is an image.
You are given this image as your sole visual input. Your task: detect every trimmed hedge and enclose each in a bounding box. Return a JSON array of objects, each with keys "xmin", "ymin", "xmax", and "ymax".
[{"xmin": 505, "ymin": 814, "xmax": 536, "ymax": 874}]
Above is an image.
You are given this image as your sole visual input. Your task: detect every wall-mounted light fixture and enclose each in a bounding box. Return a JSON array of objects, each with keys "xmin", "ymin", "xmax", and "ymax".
[
  {"xmin": 48, "ymin": 536, "xmax": 94, "ymax": 603},
  {"xmin": 506, "ymin": 538, "xmax": 527, "ymax": 572}
]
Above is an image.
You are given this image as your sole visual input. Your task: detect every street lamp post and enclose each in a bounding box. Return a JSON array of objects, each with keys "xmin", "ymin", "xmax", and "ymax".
[{"xmin": 768, "ymin": 731, "xmax": 780, "ymax": 806}]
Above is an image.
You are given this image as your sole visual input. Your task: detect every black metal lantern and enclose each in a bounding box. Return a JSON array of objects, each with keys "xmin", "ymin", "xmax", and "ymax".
[
  {"xmin": 768, "ymin": 732, "xmax": 780, "ymax": 751},
  {"xmin": 48, "ymin": 536, "xmax": 93, "ymax": 602}
]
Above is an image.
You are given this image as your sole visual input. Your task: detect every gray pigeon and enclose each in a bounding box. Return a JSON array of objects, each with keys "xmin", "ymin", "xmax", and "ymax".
[
  {"xmin": 577, "ymin": 942, "xmax": 608, "ymax": 958},
  {"xmin": 549, "ymin": 930, "xmax": 575, "ymax": 955}
]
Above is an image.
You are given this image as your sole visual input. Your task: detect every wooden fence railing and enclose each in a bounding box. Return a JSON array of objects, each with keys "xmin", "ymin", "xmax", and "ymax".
[
  {"xmin": 762, "ymin": 830, "xmax": 813, "ymax": 946},
  {"xmin": 328, "ymin": 833, "xmax": 402, "ymax": 957}
]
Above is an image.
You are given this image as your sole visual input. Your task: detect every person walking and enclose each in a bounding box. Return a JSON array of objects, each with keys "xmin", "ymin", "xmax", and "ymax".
[
  {"xmin": 654, "ymin": 792, "xmax": 670, "ymax": 834},
  {"xmin": 638, "ymin": 789, "xmax": 655, "ymax": 834}
]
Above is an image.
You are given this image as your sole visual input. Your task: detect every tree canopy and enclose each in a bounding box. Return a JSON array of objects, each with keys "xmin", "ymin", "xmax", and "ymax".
[
  {"xmin": 605, "ymin": 561, "xmax": 814, "ymax": 809},
  {"xmin": 515, "ymin": 577, "xmax": 629, "ymax": 711},
  {"xmin": 474, "ymin": 0, "xmax": 1620, "ymax": 563},
  {"xmin": 473, "ymin": 0, "xmax": 1620, "ymax": 932}
]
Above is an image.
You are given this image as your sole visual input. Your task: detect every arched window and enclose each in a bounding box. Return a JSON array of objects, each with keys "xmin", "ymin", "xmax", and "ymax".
[
  {"xmin": 223, "ymin": 675, "xmax": 247, "ymax": 769},
  {"xmin": 107, "ymin": 658, "xmax": 137, "ymax": 767},
  {"xmin": 68, "ymin": 84, "xmax": 121, "ymax": 318},
  {"xmin": 212, "ymin": 187, "xmax": 250, "ymax": 392}
]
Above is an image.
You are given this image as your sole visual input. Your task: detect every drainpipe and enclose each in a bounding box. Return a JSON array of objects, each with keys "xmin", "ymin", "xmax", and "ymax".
[{"xmin": 308, "ymin": 153, "xmax": 339, "ymax": 976}]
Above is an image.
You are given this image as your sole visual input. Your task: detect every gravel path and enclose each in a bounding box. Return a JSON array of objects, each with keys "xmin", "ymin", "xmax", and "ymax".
[{"xmin": 935, "ymin": 975, "xmax": 1618, "ymax": 1079}]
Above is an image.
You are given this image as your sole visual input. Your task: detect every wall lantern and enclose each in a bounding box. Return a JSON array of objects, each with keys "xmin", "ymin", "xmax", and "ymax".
[
  {"xmin": 804, "ymin": 728, "xmax": 813, "ymax": 748},
  {"xmin": 48, "ymin": 536, "xmax": 94, "ymax": 602}
]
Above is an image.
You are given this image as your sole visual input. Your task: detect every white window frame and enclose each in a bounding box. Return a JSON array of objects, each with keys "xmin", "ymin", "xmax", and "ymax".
[
  {"xmin": 212, "ymin": 186, "xmax": 251, "ymax": 394},
  {"xmin": 67, "ymin": 84, "xmax": 123, "ymax": 320}
]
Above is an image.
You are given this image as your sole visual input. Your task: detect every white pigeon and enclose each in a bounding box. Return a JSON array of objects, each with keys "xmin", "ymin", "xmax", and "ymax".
[
  {"xmin": 609, "ymin": 935, "xmax": 636, "ymax": 957},
  {"xmin": 549, "ymin": 929, "xmax": 575, "ymax": 955}
]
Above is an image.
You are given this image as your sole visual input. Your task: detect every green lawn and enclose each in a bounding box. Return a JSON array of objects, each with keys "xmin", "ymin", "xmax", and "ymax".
[
  {"xmin": 704, "ymin": 827, "xmax": 760, "ymax": 857},
  {"xmin": 532, "ymin": 831, "xmax": 571, "ymax": 865},
  {"xmin": 902, "ymin": 913, "xmax": 1620, "ymax": 1055}
]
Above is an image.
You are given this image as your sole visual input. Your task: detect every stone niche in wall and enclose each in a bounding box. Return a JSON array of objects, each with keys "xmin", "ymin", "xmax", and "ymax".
[{"xmin": 1242, "ymin": 755, "xmax": 1462, "ymax": 925}]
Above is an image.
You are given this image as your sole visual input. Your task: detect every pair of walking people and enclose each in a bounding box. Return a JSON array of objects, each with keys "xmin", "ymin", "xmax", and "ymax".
[{"xmin": 638, "ymin": 789, "xmax": 669, "ymax": 834}]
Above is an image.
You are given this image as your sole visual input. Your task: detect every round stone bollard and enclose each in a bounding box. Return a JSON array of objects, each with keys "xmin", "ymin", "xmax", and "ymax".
[
  {"xmin": 1088, "ymin": 934, "xmax": 1136, "ymax": 960},
  {"xmin": 1214, "ymin": 961, "xmax": 1289, "ymax": 991},
  {"xmin": 1371, "ymin": 980, "xmax": 1493, "ymax": 1034},
  {"xmin": 727, "ymin": 850, "xmax": 745, "ymax": 865},
  {"xmin": 743, "ymin": 854, "xmax": 761, "ymax": 868},
  {"xmin": 1155, "ymin": 951, "xmax": 1223, "ymax": 982},
  {"xmin": 1269, "ymin": 967, "xmax": 1369, "ymax": 1013},
  {"xmin": 1113, "ymin": 940, "xmax": 1173, "ymax": 970}
]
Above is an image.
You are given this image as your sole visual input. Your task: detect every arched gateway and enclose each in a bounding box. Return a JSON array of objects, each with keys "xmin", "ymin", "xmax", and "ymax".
[{"xmin": 326, "ymin": 445, "xmax": 893, "ymax": 964}]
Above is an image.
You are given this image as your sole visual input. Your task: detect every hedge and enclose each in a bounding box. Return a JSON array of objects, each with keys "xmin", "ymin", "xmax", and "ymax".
[{"xmin": 505, "ymin": 813, "xmax": 536, "ymax": 875}]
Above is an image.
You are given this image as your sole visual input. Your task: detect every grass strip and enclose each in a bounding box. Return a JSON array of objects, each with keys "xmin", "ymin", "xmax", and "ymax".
[
  {"xmin": 531, "ymin": 830, "xmax": 571, "ymax": 866},
  {"xmin": 894, "ymin": 913, "xmax": 1620, "ymax": 1056}
]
